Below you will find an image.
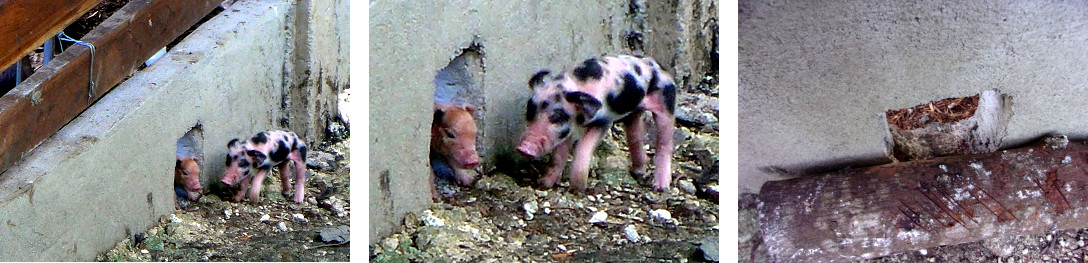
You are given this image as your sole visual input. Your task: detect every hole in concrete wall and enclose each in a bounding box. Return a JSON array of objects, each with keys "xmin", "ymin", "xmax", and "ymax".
[
  {"xmin": 174, "ymin": 124, "xmax": 204, "ymax": 205},
  {"xmin": 883, "ymin": 90, "xmax": 1011, "ymax": 162},
  {"xmin": 432, "ymin": 42, "xmax": 486, "ymax": 165}
]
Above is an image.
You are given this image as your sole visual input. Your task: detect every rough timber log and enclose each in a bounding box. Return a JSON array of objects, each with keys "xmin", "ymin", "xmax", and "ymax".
[{"xmin": 759, "ymin": 136, "xmax": 1088, "ymax": 262}]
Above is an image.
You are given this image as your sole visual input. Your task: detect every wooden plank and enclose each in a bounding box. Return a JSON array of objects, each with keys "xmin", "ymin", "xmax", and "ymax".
[
  {"xmin": 0, "ymin": 0, "xmax": 101, "ymax": 69},
  {"xmin": 759, "ymin": 136, "xmax": 1088, "ymax": 262},
  {"xmin": 0, "ymin": 0, "xmax": 219, "ymax": 176}
]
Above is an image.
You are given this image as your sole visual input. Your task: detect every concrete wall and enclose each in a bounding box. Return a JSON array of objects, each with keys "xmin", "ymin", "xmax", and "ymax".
[
  {"xmin": 739, "ymin": 1, "xmax": 1088, "ymax": 193},
  {"xmin": 369, "ymin": 0, "xmax": 635, "ymax": 244},
  {"xmin": 283, "ymin": 0, "xmax": 350, "ymax": 145},
  {"xmin": 0, "ymin": 0, "xmax": 347, "ymax": 260}
]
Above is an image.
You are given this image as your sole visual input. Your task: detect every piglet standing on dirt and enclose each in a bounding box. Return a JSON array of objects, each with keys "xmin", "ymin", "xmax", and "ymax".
[
  {"xmin": 430, "ymin": 102, "xmax": 481, "ymax": 199},
  {"xmin": 221, "ymin": 130, "xmax": 309, "ymax": 204},
  {"xmin": 174, "ymin": 156, "xmax": 202, "ymax": 208},
  {"xmin": 517, "ymin": 55, "xmax": 677, "ymax": 192}
]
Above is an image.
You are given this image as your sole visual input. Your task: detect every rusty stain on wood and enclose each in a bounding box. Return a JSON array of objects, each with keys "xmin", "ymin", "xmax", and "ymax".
[
  {"xmin": 0, "ymin": 0, "xmax": 218, "ymax": 180},
  {"xmin": 759, "ymin": 136, "xmax": 1088, "ymax": 262}
]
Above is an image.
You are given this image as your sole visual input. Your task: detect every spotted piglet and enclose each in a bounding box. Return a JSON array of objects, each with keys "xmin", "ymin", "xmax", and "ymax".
[
  {"xmin": 517, "ymin": 55, "xmax": 677, "ymax": 192},
  {"xmin": 221, "ymin": 130, "xmax": 308, "ymax": 204}
]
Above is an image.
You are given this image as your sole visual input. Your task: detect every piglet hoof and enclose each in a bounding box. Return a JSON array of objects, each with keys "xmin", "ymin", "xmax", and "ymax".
[
  {"xmin": 630, "ymin": 170, "xmax": 649, "ymax": 182},
  {"xmin": 538, "ymin": 178, "xmax": 558, "ymax": 189},
  {"xmin": 569, "ymin": 183, "xmax": 587, "ymax": 194},
  {"xmin": 652, "ymin": 181, "xmax": 670, "ymax": 192}
]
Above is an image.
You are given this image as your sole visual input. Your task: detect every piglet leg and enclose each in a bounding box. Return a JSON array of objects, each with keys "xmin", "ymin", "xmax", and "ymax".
[
  {"xmin": 233, "ymin": 176, "xmax": 251, "ymax": 202},
  {"xmin": 278, "ymin": 162, "xmax": 293, "ymax": 194},
  {"xmin": 569, "ymin": 126, "xmax": 605, "ymax": 192},
  {"xmin": 540, "ymin": 139, "xmax": 572, "ymax": 188},
  {"xmin": 622, "ymin": 112, "xmax": 649, "ymax": 176},
  {"xmin": 293, "ymin": 156, "xmax": 308, "ymax": 203},
  {"xmin": 248, "ymin": 170, "xmax": 268, "ymax": 204},
  {"xmin": 651, "ymin": 111, "xmax": 675, "ymax": 191}
]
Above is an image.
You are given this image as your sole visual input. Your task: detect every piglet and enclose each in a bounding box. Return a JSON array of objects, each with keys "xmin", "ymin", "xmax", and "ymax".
[
  {"xmin": 430, "ymin": 103, "xmax": 481, "ymax": 199},
  {"xmin": 517, "ymin": 55, "xmax": 677, "ymax": 192},
  {"xmin": 174, "ymin": 156, "xmax": 202, "ymax": 207},
  {"xmin": 221, "ymin": 130, "xmax": 308, "ymax": 204}
]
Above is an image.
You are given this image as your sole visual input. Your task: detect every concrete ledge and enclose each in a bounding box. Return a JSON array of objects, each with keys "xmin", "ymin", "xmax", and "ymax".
[{"xmin": 0, "ymin": 1, "xmax": 291, "ymax": 260}]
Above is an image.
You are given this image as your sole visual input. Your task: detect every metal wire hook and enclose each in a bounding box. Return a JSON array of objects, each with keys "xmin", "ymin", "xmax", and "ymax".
[{"xmin": 56, "ymin": 32, "xmax": 96, "ymax": 101}]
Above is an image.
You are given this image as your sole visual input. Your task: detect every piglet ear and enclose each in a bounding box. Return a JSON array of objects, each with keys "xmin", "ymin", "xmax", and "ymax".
[
  {"xmin": 176, "ymin": 159, "xmax": 182, "ymax": 167},
  {"xmin": 246, "ymin": 150, "xmax": 267, "ymax": 164},
  {"xmin": 462, "ymin": 104, "xmax": 476, "ymax": 113},
  {"xmin": 564, "ymin": 91, "xmax": 602, "ymax": 117},
  {"xmin": 432, "ymin": 108, "xmax": 446, "ymax": 126},
  {"xmin": 528, "ymin": 70, "xmax": 551, "ymax": 89}
]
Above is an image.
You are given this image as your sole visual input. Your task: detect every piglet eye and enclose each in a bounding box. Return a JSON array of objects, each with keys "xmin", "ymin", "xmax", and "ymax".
[{"xmin": 444, "ymin": 128, "xmax": 456, "ymax": 138}]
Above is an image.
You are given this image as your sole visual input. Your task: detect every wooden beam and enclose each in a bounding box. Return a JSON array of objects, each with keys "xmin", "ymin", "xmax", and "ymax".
[
  {"xmin": 0, "ymin": 0, "xmax": 102, "ymax": 69},
  {"xmin": 0, "ymin": 0, "xmax": 219, "ymax": 176},
  {"xmin": 759, "ymin": 136, "xmax": 1088, "ymax": 262}
]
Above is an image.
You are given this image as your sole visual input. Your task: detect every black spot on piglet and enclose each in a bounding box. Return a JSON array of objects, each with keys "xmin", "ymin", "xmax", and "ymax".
[
  {"xmin": 525, "ymin": 99, "xmax": 537, "ymax": 121},
  {"xmin": 572, "ymin": 58, "xmax": 604, "ymax": 81},
  {"xmin": 607, "ymin": 73, "xmax": 645, "ymax": 114},
  {"xmin": 269, "ymin": 141, "xmax": 290, "ymax": 163},
  {"xmin": 251, "ymin": 132, "xmax": 268, "ymax": 144},
  {"xmin": 662, "ymin": 82, "xmax": 677, "ymax": 114},
  {"xmin": 549, "ymin": 108, "xmax": 570, "ymax": 124},
  {"xmin": 529, "ymin": 70, "xmax": 550, "ymax": 88}
]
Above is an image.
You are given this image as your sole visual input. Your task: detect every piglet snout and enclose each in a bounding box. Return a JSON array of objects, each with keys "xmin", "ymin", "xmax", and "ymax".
[
  {"xmin": 220, "ymin": 177, "xmax": 235, "ymax": 187},
  {"xmin": 517, "ymin": 144, "xmax": 539, "ymax": 159}
]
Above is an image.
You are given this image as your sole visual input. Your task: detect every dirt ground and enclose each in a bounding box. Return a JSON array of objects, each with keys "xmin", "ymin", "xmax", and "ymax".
[
  {"xmin": 97, "ymin": 139, "xmax": 350, "ymax": 261},
  {"xmin": 740, "ymin": 188, "xmax": 1088, "ymax": 263},
  {"xmin": 371, "ymin": 74, "xmax": 720, "ymax": 262},
  {"xmin": 371, "ymin": 129, "xmax": 719, "ymax": 262}
]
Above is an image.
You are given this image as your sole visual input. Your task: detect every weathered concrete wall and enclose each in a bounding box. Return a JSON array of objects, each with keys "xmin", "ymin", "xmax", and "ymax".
[
  {"xmin": 740, "ymin": 0, "xmax": 1088, "ymax": 193},
  {"xmin": 283, "ymin": 0, "xmax": 350, "ymax": 145},
  {"xmin": 369, "ymin": 0, "xmax": 636, "ymax": 244},
  {"xmin": 0, "ymin": 0, "xmax": 346, "ymax": 260}
]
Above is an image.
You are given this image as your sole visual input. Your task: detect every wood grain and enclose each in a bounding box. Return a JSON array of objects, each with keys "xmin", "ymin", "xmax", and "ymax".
[
  {"xmin": 0, "ymin": 0, "xmax": 101, "ymax": 69},
  {"xmin": 0, "ymin": 0, "xmax": 219, "ymax": 176}
]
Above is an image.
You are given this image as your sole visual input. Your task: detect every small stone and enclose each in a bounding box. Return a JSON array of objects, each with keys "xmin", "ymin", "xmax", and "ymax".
[
  {"xmin": 306, "ymin": 151, "xmax": 338, "ymax": 172},
  {"xmin": 523, "ymin": 201, "xmax": 539, "ymax": 221},
  {"xmin": 140, "ymin": 249, "xmax": 149, "ymax": 254},
  {"xmin": 700, "ymin": 236, "xmax": 719, "ymax": 261},
  {"xmin": 650, "ymin": 209, "xmax": 672, "ymax": 223},
  {"xmin": 589, "ymin": 211, "xmax": 608, "ymax": 224},
  {"xmin": 224, "ymin": 209, "xmax": 232, "ymax": 219},
  {"xmin": 421, "ymin": 210, "xmax": 445, "ymax": 227},
  {"xmin": 919, "ymin": 249, "xmax": 927, "ymax": 255},
  {"xmin": 677, "ymin": 179, "xmax": 696, "ymax": 194},
  {"xmin": 623, "ymin": 225, "xmax": 640, "ymax": 243},
  {"xmin": 557, "ymin": 244, "xmax": 566, "ymax": 251},
  {"xmin": 169, "ymin": 214, "xmax": 183, "ymax": 224},
  {"xmin": 259, "ymin": 214, "xmax": 271, "ymax": 222},
  {"xmin": 278, "ymin": 222, "xmax": 288, "ymax": 232},
  {"xmin": 293, "ymin": 213, "xmax": 306, "ymax": 222}
]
